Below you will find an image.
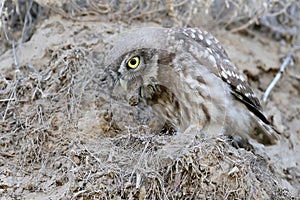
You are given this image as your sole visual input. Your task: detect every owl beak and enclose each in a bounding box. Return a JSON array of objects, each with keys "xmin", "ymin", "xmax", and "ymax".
[{"xmin": 119, "ymin": 78, "xmax": 128, "ymax": 91}]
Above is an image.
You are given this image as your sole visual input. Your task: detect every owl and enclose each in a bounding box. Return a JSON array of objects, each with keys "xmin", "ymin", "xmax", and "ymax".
[{"xmin": 105, "ymin": 27, "xmax": 280, "ymax": 145}]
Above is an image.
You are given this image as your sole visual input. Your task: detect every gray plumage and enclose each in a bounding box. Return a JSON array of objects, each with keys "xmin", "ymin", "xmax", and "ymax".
[{"xmin": 105, "ymin": 27, "xmax": 280, "ymax": 145}]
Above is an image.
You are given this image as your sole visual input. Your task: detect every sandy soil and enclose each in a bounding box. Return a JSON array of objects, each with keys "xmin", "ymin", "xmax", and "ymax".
[{"xmin": 0, "ymin": 1, "xmax": 299, "ymax": 199}]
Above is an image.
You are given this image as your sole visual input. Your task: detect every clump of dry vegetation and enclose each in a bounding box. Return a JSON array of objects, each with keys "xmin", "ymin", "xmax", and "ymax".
[{"xmin": 0, "ymin": 0, "xmax": 299, "ymax": 199}]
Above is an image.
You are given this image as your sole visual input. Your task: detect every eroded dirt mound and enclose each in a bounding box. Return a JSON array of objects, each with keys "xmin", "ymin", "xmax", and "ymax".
[{"xmin": 0, "ymin": 1, "xmax": 299, "ymax": 199}]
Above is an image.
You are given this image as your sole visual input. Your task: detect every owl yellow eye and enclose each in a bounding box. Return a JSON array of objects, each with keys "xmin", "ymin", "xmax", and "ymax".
[{"xmin": 127, "ymin": 56, "xmax": 140, "ymax": 69}]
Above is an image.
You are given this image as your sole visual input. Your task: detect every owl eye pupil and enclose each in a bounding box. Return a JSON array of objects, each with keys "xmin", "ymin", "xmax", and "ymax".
[
  {"xmin": 127, "ymin": 56, "xmax": 140, "ymax": 69},
  {"xmin": 130, "ymin": 60, "xmax": 136, "ymax": 65}
]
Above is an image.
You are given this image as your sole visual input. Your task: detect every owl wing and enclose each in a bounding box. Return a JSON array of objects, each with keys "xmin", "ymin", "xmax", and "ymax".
[
  {"xmin": 176, "ymin": 28, "xmax": 264, "ymax": 116},
  {"xmin": 175, "ymin": 27, "xmax": 279, "ymax": 144},
  {"xmin": 217, "ymin": 60, "xmax": 281, "ymax": 144}
]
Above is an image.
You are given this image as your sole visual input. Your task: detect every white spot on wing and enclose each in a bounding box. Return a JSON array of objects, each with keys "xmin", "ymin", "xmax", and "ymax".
[
  {"xmin": 238, "ymin": 75, "xmax": 245, "ymax": 82},
  {"xmin": 213, "ymin": 37, "xmax": 220, "ymax": 44},
  {"xmin": 237, "ymin": 84, "xmax": 242, "ymax": 91},
  {"xmin": 227, "ymin": 70, "xmax": 232, "ymax": 76},
  {"xmin": 217, "ymin": 43, "xmax": 222, "ymax": 50},
  {"xmin": 190, "ymin": 32, "xmax": 196, "ymax": 39},
  {"xmin": 207, "ymin": 48, "xmax": 213, "ymax": 54},
  {"xmin": 231, "ymin": 72, "xmax": 237, "ymax": 78},
  {"xmin": 206, "ymin": 39, "xmax": 212, "ymax": 45},
  {"xmin": 245, "ymin": 93, "xmax": 251, "ymax": 98},
  {"xmin": 199, "ymin": 34, "xmax": 204, "ymax": 40},
  {"xmin": 220, "ymin": 65, "xmax": 226, "ymax": 72},
  {"xmin": 221, "ymin": 71, "xmax": 228, "ymax": 79},
  {"xmin": 208, "ymin": 55, "xmax": 216, "ymax": 65}
]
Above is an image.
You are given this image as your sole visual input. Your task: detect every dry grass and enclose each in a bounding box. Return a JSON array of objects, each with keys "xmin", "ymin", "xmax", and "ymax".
[{"xmin": 0, "ymin": 0, "xmax": 299, "ymax": 199}]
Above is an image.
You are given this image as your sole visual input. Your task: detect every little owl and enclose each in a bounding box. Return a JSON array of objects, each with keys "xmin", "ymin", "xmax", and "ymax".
[{"xmin": 105, "ymin": 27, "xmax": 280, "ymax": 145}]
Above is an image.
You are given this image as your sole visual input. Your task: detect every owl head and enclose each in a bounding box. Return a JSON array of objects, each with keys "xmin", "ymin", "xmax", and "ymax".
[{"xmin": 105, "ymin": 27, "xmax": 177, "ymax": 106}]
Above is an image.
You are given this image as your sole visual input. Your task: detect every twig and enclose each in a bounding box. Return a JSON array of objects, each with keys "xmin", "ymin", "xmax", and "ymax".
[
  {"xmin": 0, "ymin": 98, "xmax": 15, "ymax": 102},
  {"xmin": 71, "ymin": 190, "xmax": 87, "ymax": 200},
  {"xmin": 230, "ymin": 7, "xmax": 266, "ymax": 33},
  {"xmin": 230, "ymin": 15, "xmax": 259, "ymax": 33},
  {"xmin": 129, "ymin": 139, "xmax": 150, "ymax": 187},
  {"xmin": 84, "ymin": 144, "xmax": 103, "ymax": 165},
  {"xmin": 2, "ymin": 41, "xmax": 20, "ymax": 121},
  {"xmin": 262, "ymin": 53, "xmax": 293, "ymax": 102}
]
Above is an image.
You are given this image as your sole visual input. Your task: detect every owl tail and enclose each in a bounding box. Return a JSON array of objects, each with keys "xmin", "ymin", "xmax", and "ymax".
[{"xmin": 249, "ymin": 112, "xmax": 281, "ymax": 145}]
